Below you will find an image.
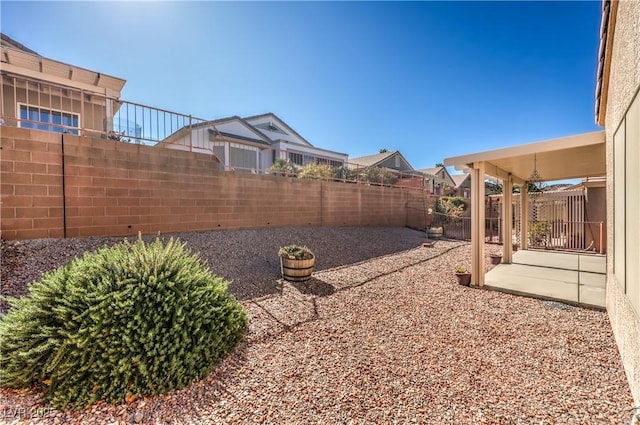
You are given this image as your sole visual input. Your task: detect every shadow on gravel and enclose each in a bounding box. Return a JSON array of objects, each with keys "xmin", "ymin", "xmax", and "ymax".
[
  {"xmin": 172, "ymin": 226, "xmax": 429, "ymax": 301},
  {"xmin": 290, "ymin": 278, "xmax": 336, "ymax": 297},
  {"xmin": 1, "ymin": 227, "xmax": 430, "ymax": 309}
]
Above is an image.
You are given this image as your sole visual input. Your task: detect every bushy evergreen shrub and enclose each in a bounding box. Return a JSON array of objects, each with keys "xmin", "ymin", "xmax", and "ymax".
[
  {"xmin": 267, "ymin": 158, "xmax": 299, "ymax": 176},
  {"xmin": 297, "ymin": 163, "xmax": 333, "ymax": 180},
  {"xmin": 436, "ymin": 196, "xmax": 468, "ymax": 217},
  {"xmin": 358, "ymin": 166, "xmax": 398, "ymax": 186},
  {"xmin": 0, "ymin": 236, "xmax": 247, "ymax": 409}
]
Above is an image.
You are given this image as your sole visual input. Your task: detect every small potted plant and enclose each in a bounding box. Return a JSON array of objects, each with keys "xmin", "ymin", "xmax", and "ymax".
[
  {"xmin": 454, "ymin": 266, "xmax": 471, "ymax": 286},
  {"xmin": 278, "ymin": 245, "xmax": 315, "ymax": 282}
]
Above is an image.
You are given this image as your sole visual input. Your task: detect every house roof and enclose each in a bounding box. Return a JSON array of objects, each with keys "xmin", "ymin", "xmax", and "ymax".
[
  {"xmin": 350, "ymin": 151, "xmax": 396, "ymax": 167},
  {"xmin": 350, "ymin": 150, "xmax": 414, "ymax": 169},
  {"xmin": 161, "ymin": 115, "xmax": 273, "ymax": 147},
  {"xmin": 211, "ymin": 130, "xmax": 271, "ymax": 146},
  {"xmin": 209, "ymin": 116, "xmax": 272, "ymax": 144},
  {"xmin": 273, "ymin": 140, "xmax": 347, "ymax": 158},
  {"xmin": 419, "ymin": 166, "xmax": 444, "ymax": 176},
  {"xmin": 451, "ymin": 173, "xmax": 471, "ymax": 188},
  {"xmin": 595, "ymin": 0, "xmax": 618, "ymax": 125},
  {"xmin": 244, "ymin": 112, "xmax": 313, "ymax": 147},
  {"xmin": 444, "ymin": 131, "xmax": 606, "ymax": 183},
  {"xmin": 1, "ymin": 32, "xmax": 126, "ymax": 95},
  {"xmin": 1, "ymin": 33, "xmax": 39, "ymax": 55},
  {"xmin": 416, "ymin": 166, "xmax": 455, "ymax": 187}
]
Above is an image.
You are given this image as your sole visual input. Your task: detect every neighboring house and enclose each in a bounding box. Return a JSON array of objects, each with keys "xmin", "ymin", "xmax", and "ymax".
[
  {"xmin": 244, "ymin": 113, "xmax": 346, "ymax": 169},
  {"xmin": 349, "ymin": 150, "xmax": 414, "ymax": 172},
  {"xmin": 0, "ymin": 33, "xmax": 126, "ymax": 136},
  {"xmin": 451, "ymin": 173, "xmax": 471, "ymax": 198},
  {"xmin": 596, "ymin": 0, "xmax": 640, "ymax": 405},
  {"xmin": 161, "ymin": 112, "xmax": 347, "ymax": 173},
  {"xmin": 349, "ymin": 150, "xmax": 429, "ymax": 188},
  {"xmin": 418, "ymin": 166, "xmax": 456, "ymax": 195},
  {"xmin": 0, "ymin": 34, "xmax": 345, "ymax": 175}
]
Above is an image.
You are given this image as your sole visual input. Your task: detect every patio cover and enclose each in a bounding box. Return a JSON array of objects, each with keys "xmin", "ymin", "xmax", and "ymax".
[{"xmin": 443, "ymin": 131, "xmax": 605, "ymax": 286}]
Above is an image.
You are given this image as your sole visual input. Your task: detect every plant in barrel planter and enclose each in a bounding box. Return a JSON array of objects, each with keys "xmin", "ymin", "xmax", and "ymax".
[
  {"xmin": 489, "ymin": 254, "xmax": 502, "ymax": 265},
  {"xmin": 454, "ymin": 266, "xmax": 471, "ymax": 286},
  {"xmin": 278, "ymin": 245, "xmax": 315, "ymax": 282},
  {"xmin": 424, "ymin": 208, "xmax": 439, "ymax": 244}
]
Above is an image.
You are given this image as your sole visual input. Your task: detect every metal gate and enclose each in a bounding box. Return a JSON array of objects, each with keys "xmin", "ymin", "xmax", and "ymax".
[{"xmin": 512, "ymin": 190, "xmax": 596, "ymax": 251}]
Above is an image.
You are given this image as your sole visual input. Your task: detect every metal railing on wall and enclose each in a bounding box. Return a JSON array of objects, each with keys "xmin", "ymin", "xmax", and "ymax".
[
  {"xmin": 428, "ymin": 213, "xmax": 604, "ymax": 253},
  {"xmin": 0, "ymin": 73, "xmax": 214, "ymax": 149},
  {"xmin": 0, "ymin": 72, "xmax": 446, "ymax": 192},
  {"xmin": 431, "ymin": 214, "xmax": 500, "ymax": 242}
]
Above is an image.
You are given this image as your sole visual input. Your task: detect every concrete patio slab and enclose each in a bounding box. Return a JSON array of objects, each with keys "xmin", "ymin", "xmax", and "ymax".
[
  {"xmin": 486, "ymin": 250, "xmax": 606, "ymax": 308},
  {"xmin": 512, "ymin": 250, "xmax": 579, "ymax": 269},
  {"xmin": 579, "ymin": 254, "xmax": 607, "ymax": 273}
]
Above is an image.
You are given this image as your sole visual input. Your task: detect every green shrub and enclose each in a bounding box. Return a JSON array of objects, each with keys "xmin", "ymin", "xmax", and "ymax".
[
  {"xmin": 0, "ymin": 236, "xmax": 247, "ymax": 409},
  {"xmin": 267, "ymin": 158, "xmax": 299, "ymax": 176},
  {"xmin": 297, "ymin": 163, "xmax": 333, "ymax": 180},
  {"xmin": 278, "ymin": 245, "xmax": 314, "ymax": 260},
  {"xmin": 358, "ymin": 166, "xmax": 399, "ymax": 186},
  {"xmin": 528, "ymin": 221, "xmax": 551, "ymax": 247},
  {"xmin": 436, "ymin": 196, "xmax": 468, "ymax": 218},
  {"xmin": 332, "ymin": 166, "xmax": 356, "ymax": 181}
]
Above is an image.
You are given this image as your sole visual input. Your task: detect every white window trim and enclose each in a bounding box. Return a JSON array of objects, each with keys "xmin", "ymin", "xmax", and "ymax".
[
  {"xmin": 17, "ymin": 102, "xmax": 80, "ymax": 133},
  {"xmin": 287, "ymin": 149, "xmax": 345, "ymax": 166}
]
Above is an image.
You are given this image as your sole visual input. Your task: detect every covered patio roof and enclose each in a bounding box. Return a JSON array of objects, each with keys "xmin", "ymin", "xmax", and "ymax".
[
  {"xmin": 443, "ymin": 131, "xmax": 606, "ymax": 287},
  {"xmin": 445, "ymin": 131, "xmax": 605, "ymax": 183}
]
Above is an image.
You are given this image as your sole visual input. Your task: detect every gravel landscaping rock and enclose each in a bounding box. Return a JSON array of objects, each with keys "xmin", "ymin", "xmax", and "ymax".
[
  {"xmin": 1, "ymin": 227, "xmax": 428, "ymax": 312},
  {"xmin": 0, "ymin": 227, "xmax": 633, "ymax": 424}
]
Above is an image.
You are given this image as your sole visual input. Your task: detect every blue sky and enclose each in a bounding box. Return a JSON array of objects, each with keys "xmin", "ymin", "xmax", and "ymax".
[{"xmin": 1, "ymin": 1, "xmax": 602, "ymax": 170}]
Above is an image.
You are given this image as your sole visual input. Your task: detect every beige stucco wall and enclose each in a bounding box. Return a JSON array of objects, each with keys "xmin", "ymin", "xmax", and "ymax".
[
  {"xmin": 1, "ymin": 81, "xmax": 107, "ymax": 132},
  {"xmin": 605, "ymin": 0, "xmax": 640, "ymax": 405}
]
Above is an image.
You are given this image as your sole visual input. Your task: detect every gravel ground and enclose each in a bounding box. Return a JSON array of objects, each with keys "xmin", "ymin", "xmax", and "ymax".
[
  {"xmin": 1, "ymin": 227, "xmax": 429, "ymax": 311},
  {"xmin": 0, "ymin": 227, "xmax": 634, "ymax": 424}
]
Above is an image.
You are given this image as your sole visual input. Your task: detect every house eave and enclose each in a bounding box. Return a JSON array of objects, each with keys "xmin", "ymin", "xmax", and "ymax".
[
  {"xmin": 595, "ymin": 0, "xmax": 618, "ymax": 126},
  {"xmin": 274, "ymin": 139, "xmax": 347, "ymax": 158},
  {"xmin": 1, "ymin": 45, "xmax": 126, "ymax": 95}
]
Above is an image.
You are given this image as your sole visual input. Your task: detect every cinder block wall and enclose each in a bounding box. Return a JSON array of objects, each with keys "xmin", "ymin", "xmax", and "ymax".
[{"xmin": 1, "ymin": 127, "xmax": 433, "ymax": 240}]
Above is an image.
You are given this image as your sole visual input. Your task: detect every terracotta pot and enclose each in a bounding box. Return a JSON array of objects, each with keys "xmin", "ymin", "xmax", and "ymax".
[
  {"xmin": 489, "ymin": 255, "xmax": 502, "ymax": 265},
  {"xmin": 280, "ymin": 256, "xmax": 315, "ymax": 282},
  {"xmin": 455, "ymin": 273, "xmax": 471, "ymax": 286}
]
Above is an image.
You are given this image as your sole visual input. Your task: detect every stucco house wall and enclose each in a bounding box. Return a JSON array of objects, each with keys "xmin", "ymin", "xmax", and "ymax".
[
  {"xmin": 604, "ymin": 0, "xmax": 640, "ymax": 405},
  {"xmin": 1, "ymin": 35, "xmax": 125, "ymax": 135}
]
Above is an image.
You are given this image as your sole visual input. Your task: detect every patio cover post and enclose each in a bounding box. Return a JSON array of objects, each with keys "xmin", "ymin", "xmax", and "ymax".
[
  {"xmin": 471, "ymin": 162, "xmax": 486, "ymax": 286},
  {"xmin": 520, "ymin": 184, "xmax": 529, "ymax": 250},
  {"xmin": 502, "ymin": 175, "xmax": 513, "ymax": 263}
]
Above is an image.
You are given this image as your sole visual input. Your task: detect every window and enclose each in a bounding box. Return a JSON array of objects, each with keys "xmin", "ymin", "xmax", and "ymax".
[
  {"xmin": 212, "ymin": 145, "xmax": 225, "ymax": 164},
  {"xmin": 230, "ymin": 147, "xmax": 257, "ymax": 172},
  {"xmin": 288, "ymin": 152, "xmax": 304, "ymax": 166},
  {"xmin": 18, "ymin": 104, "xmax": 79, "ymax": 135},
  {"xmin": 288, "ymin": 151, "xmax": 343, "ymax": 168},
  {"xmin": 613, "ymin": 89, "xmax": 640, "ymax": 314}
]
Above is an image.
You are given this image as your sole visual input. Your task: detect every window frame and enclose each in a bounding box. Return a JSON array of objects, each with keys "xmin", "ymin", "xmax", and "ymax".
[{"xmin": 17, "ymin": 102, "xmax": 80, "ymax": 135}]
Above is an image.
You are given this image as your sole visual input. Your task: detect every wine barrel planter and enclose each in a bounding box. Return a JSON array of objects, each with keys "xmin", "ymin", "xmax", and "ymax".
[
  {"xmin": 427, "ymin": 227, "xmax": 444, "ymax": 240},
  {"xmin": 280, "ymin": 256, "xmax": 315, "ymax": 282}
]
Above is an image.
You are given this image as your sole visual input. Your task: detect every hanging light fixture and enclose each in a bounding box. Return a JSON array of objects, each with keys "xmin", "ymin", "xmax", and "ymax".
[{"xmin": 528, "ymin": 153, "xmax": 544, "ymax": 198}]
